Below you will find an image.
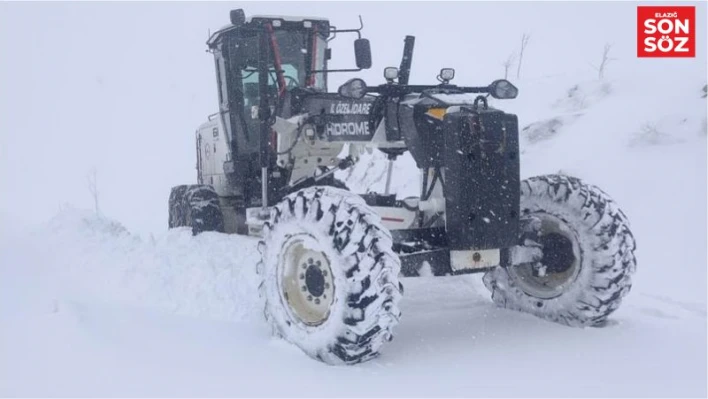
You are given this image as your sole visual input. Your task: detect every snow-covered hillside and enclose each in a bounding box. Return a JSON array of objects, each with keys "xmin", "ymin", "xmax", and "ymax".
[{"xmin": 1, "ymin": 68, "xmax": 705, "ymax": 396}]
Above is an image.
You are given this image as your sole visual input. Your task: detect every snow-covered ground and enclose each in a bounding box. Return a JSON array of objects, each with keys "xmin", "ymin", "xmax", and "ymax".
[
  {"xmin": 1, "ymin": 2, "xmax": 706, "ymax": 397},
  {"xmin": 2, "ymin": 71, "xmax": 705, "ymax": 396}
]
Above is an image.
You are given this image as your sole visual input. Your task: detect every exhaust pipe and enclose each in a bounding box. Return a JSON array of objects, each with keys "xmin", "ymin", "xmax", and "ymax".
[{"xmin": 398, "ymin": 35, "xmax": 415, "ymax": 85}]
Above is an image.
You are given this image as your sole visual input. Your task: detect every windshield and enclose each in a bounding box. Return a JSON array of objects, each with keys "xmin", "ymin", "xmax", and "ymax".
[
  {"xmin": 240, "ymin": 64, "xmax": 299, "ymax": 107},
  {"xmin": 270, "ymin": 30, "xmax": 307, "ymax": 91},
  {"xmin": 227, "ymin": 29, "xmax": 326, "ymax": 100},
  {"xmin": 224, "ymin": 29, "xmax": 327, "ymax": 138}
]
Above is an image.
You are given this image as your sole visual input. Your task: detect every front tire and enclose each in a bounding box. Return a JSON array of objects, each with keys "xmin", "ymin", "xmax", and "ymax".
[
  {"xmin": 483, "ymin": 175, "xmax": 637, "ymax": 327},
  {"xmin": 258, "ymin": 186, "xmax": 402, "ymax": 365}
]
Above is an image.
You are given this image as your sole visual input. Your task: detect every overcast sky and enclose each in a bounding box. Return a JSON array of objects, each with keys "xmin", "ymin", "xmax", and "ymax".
[{"xmin": 1, "ymin": 1, "xmax": 705, "ymax": 237}]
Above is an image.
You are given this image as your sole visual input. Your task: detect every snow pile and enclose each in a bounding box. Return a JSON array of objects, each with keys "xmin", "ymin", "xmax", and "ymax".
[
  {"xmin": 339, "ymin": 147, "xmax": 419, "ymax": 197},
  {"xmin": 11, "ymin": 207, "xmax": 262, "ymax": 322}
]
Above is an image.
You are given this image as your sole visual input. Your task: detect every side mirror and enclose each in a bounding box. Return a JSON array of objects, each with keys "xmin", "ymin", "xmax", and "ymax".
[
  {"xmin": 354, "ymin": 39, "xmax": 372, "ymax": 70},
  {"xmin": 338, "ymin": 78, "xmax": 368, "ymax": 99},
  {"xmin": 488, "ymin": 79, "xmax": 519, "ymax": 99}
]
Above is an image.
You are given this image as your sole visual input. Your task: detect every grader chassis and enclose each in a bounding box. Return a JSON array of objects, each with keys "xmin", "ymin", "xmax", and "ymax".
[{"xmin": 169, "ymin": 9, "xmax": 637, "ymax": 365}]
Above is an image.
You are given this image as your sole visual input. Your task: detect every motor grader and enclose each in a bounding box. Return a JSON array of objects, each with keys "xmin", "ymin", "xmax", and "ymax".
[{"xmin": 169, "ymin": 9, "xmax": 637, "ymax": 365}]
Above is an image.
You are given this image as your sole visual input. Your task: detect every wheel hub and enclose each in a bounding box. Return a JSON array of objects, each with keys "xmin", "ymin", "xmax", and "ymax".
[
  {"xmin": 280, "ymin": 236, "xmax": 335, "ymax": 325},
  {"xmin": 538, "ymin": 232, "xmax": 575, "ymax": 274},
  {"xmin": 509, "ymin": 214, "xmax": 581, "ymax": 299},
  {"xmin": 305, "ymin": 263, "xmax": 326, "ymax": 297}
]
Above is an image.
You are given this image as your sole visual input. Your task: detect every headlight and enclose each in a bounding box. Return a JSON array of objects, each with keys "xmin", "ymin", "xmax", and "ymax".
[
  {"xmin": 337, "ymin": 78, "xmax": 368, "ymax": 99},
  {"xmin": 384, "ymin": 67, "xmax": 399, "ymax": 81},
  {"xmin": 439, "ymin": 68, "xmax": 455, "ymax": 82},
  {"xmin": 489, "ymin": 79, "xmax": 519, "ymax": 99}
]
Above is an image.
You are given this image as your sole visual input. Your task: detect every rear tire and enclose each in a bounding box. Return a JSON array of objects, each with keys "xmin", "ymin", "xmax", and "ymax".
[
  {"xmin": 168, "ymin": 184, "xmax": 225, "ymax": 235},
  {"xmin": 483, "ymin": 175, "xmax": 637, "ymax": 327},
  {"xmin": 258, "ymin": 186, "xmax": 402, "ymax": 365}
]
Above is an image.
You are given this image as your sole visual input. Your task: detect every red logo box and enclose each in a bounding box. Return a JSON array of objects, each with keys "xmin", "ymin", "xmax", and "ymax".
[{"xmin": 637, "ymin": 6, "xmax": 695, "ymax": 57}]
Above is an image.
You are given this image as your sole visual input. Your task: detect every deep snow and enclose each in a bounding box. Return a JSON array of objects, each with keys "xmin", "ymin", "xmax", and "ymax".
[
  {"xmin": 1, "ymin": 2, "xmax": 707, "ymax": 397},
  {"xmin": 2, "ymin": 72, "xmax": 706, "ymax": 397}
]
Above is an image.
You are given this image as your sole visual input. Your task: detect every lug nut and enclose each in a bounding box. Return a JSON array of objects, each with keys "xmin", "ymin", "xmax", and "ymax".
[
  {"xmin": 299, "ymin": 273, "xmax": 304, "ymax": 280},
  {"xmin": 322, "ymin": 270, "xmax": 328, "ymax": 277},
  {"xmin": 315, "ymin": 298, "xmax": 320, "ymax": 305},
  {"xmin": 301, "ymin": 286, "xmax": 307, "ymax": 291},
  {"xmin": 308, "ymin": 258, "xmax": 314, "ymax": 264},
  {"xmin": 325, "ymin": 283, "xmax": 330, "ymax": 290},
  {"xmin": 316, "ymin": 260, "xmax": 321, "ymax": 266},
  {"xmin": 302, "ymin": 263, "xmax": 307, "ymax": 269},
  {"xmin": 307, "ymin": 295, "xmax": 313, "ymax": 301}
]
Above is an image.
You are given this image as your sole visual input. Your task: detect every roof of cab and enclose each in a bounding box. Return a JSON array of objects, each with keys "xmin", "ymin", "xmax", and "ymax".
[
  {"xmin": 206, "ymin": 14, "xmax": 330, "ymax": 48},
  {"xmin": 248, "ymin": 14, "xmax": 328, "ymax": 22}
]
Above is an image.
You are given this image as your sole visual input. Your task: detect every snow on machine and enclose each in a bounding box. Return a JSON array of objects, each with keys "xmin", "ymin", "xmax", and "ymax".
[{"xmin": 169, "ymin": 9, "xmax": 637, "ymax": 365}]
